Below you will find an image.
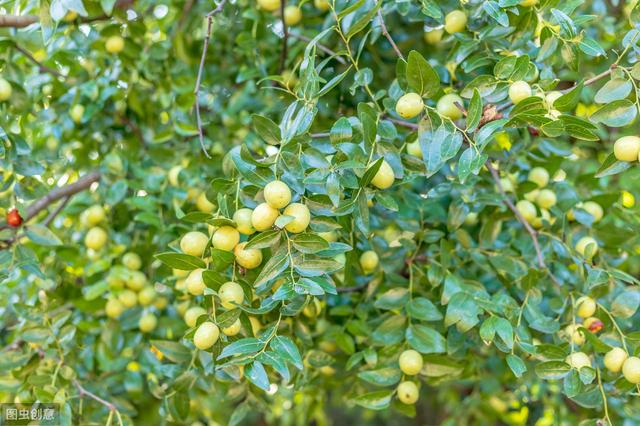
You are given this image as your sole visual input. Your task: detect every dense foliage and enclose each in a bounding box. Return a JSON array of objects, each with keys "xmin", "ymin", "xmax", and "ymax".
[{"xmin": 3, "ymin": 0, "xmax": 640, "ymax": 424}]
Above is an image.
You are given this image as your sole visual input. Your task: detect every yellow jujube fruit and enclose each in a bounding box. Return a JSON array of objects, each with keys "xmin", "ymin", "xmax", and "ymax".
[
  {"xmin": 436, "ymin": 93, "xmax": 464, "ymax": 120},
  {"xmin": 399, "ymin": 349, "xmax": 423, "ymax": 375},
  {"xmin": 194, "ymin": 322, "xmax": 220, "ymax": 350},
  {"xmin": 303, "ymin": 298, "xmax": 322, "ymax": 317},
  {"xmin": 564, "ymin": 324, "xmax": 585, "ymax": 345},
  {"xmin": 122, "ymin": 252, "xmax": 142, "ymax": 270},
  {"xmin": 258, "ymin": 0, "xmax": 280, "ymax": 11},
  {"xmin": 565, "ymin": 352, "xmax": 591, "ymax": 369},
  {"xmin": 622, "ymin": 191, "xmax": 635, "ymax": 208},
  {"xmin": 604, "ymin": 347, "xmax": 628, "ymax": 373},
  {"xmin": 0, "ymin": 77, "xmax": 12, "ymax": 101},
  {"xmin": 535, "ymin": 189, "xmax": 557, "ymax": 209},
  {"xmin": 528, "ymin": 167, "xmax": 549, "ymax": 188},
  {"xmin": 184, "ymin": 306, "xmax": 207, "ymax": 328},
  {"xmin": 196, "ymin": 192, "xmax": 216, "ymax": 213},
  {"xmin": 186, "ymin": 269, "xmax": 206, "ymax": 296},
  {"xmin": 84, "ymin": 205, "xmax": 106, "ymax": 226},
  {"xmin": 127, "ymin": 271, "xmax": 147, "ymax": 291},
  {"xmin": 139, "ymin": 313, "xmax": 157, "ymax": 333},
  {"xmin": 424, "ymin": 28, "xmax": 444, "ymax": 44},
  {"xmin": 219, "ymin": 281, "xmax": 244, "ymax": 309},
  {"xmin": 284, "ymin": 5, "xmax": 302, "ymax": 25},
  {"xmin": 509, "ymin": 81, "xmax": 532, "ymax": 105},
  {"xmin": 397, "ymin": 381, "xmax": 419, "ymax": 404},
  {"xmin": 85, "ymin": 227, "xmax": 108, "ymax": 250},
  {"xmin": 233, "ymin": 208, "xmax": 255, "ymax": 235},
  {"xmin": 575, "ymin": 236, "xmax": 598, "ymax": 258},
  {"xmin": 70, "ymin": 104, "xmax": 84, "ymax": 124},
  {"xmin": 613, "ymin": 136, "xmax": 640, "ymax": 162},
  {"xmin": 314, "ymin": 0, "xmax": 330, "ymax": 11},
  {"xmin": 283, "ymin": 203, "xmax": 311, "ymax": 233},
  {"xmin": 105, "ymin": 298, "xmax": 124, "ymax": 318},
  {"xmin": 264, "ymin": 180, "xmax": 292, "ymax": 209},
  {"xmin": 406, "ymin": 140, "xmax": 422, "ymax": 158},
  {"xmin": 444, "ymin": 10, "xmax": 467, "ymax": 34},
  {"xmin": 515, "ymin": 200, "xmax": 536, "ymax": 223},
  {"xmin": 576, "ymin": 296, "xmax": 597, "ymax": 318},
  {"xmin": 520, "ymin": 0, "xmax": 538, "ymax": 6},
  {"xmin": 395, "ymin": 93, "xmax": 424, "ymax": 119},
  {"xmin": 222, "ymin": 319, "xmax": 242, "ymax": 336},
  {"xmin": 371, "ymin": 160, "xmax": 395, "ymax": 189},
  {"xmin": 360, "ymin": 250, "xmax": 379, "ymax": 273},
  {"xmin": 582, "ymin": 201, "xmax": 603, "ymax": 223},
  {"xmin": 180, "ymin": 231, "xmax": 209, "ymax": 257},
  {"xmin": 622, "ymin": 356, "xmax": 640, "ymax": 384},
  {"xmin": 105, "ymin": 35, "xmax": 125, "ymax": 54},
  {"xmin": 118, "ymin": 290, "xmax": 138, "ymax": 308},
  {"xmin": 137, "ymin": 286, "xmax": 156, "ymax": 306},
  {"xmin": 168, "ymin": 165, "xmax": 182, "ymax": 186},
  {"xmin": 252, "ymin": 202, "xmax": 280, "ymax": 231},
  {"xmin": 212, "ymin": 226, "xmax": 240, "ymax": 251},
  {"xmin": 234, "ymin": 242, "xmax": 263, "ymax": 269}
]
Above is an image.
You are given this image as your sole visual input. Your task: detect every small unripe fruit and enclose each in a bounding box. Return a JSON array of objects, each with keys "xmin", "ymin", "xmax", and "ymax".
[
  {"xmin": 85, "ymin": 227, "xmax": 108, "ymax": 250},
  {"xmin": 252, "ymin": 202, "xmax": 280, "ymax": 231},
  {"xmin": 196, "ymin": 192, "xmax": 216, "ymax": 213},
  {"xmin": 7, "ymin": 208, "xmax": 22, "ymax": 227},
  {"xmin": 535, "ymin": 189, "xmax": 557, "ymax": 209},
  {"xmin": 371, "ymin": 160, "xmax": 395, "ymax": 189},
  {"xmin": 186, "ymin": 269, "xmax": 206, "ymax": 296},
  {"xmin": 258, "ymin": 0, "xmax": 280, "ymax": 11},
  {"xmin": 168, "ymin": 165, "xmax": 182, "ymax": 186},
  {"xmin": 249, "ymin": 316, "xmax": 262, "ymax": 335},
  {"xmin": 154, "ymin": 297, "xmax": 168, "ymax": 310},
  {"xmin": 234, "ymin": 242, "xmax": 263, "ymax": 269},
  {"xmin": 395, "ymin": 93, "xmax": 424, "ymax": 119},
  {"xmin": 464, "ymin": 212, "xmax": 478, "ymax": 226},
  {"xmin": 212, "ymin": 226, "xmax": 240, "ymax": 251},
  {"xmin": 516, "ymin": 200, "xmax": 536, "ymax": 223},
  {"xmin": 222, "ymin": 319, "xmax": 242, "ymax": 336},
  {"xmin": 424, "ymin": 28, "xmax": 444, "ymax": 44},
  {"xmin": 397, "ymin": 381, "xmax": 419, "ymax": 404},
  {"xmin": 509, "ymin": 81, "xmax": 532, "ymax": 105},
  {"xmin": 284, "ymin": 5, "xmax": 302, "ymax": 25},
  {"xmin": 70, "ymin": 104, "xmax": 85, "ymax": 124},
  {"xmin": 520, "ymin": 0, "xmax": 538, "ymax": 6},
  {"xmin": 604, "ymin": 347, "xmax": 628, "ymax": 373},
  {"xmin": 303, "ymin": 298, "xmax": 322, "ymax": 317},
  {"xmin": 528, "ymin": 167, "xmax": 549, "ymax": 188},
  {"xmin": 105, "ymin": 298, "xmax": 124, "ymax": 318},
  {"xmin": 264, "ymin": 180, "xmax": 292, "ymax": 209},
  {"xmin": 314, "ymin": 0, "xmax": 330, "ymax": 11},
  {"xmin": 118, "ymin": 290, "xmax": 137, "ymax": 308},
  {"xmin": 219, "ymin": 281, "xmax": 244, "ymax": 309},
  {"xmin": 122, "ymin": 252, "xmax": 142, "ymax": 270},
  {"xmin": 184, "ymin": 306, "xmax": 207, "ymax": 328},
  {"xmin": 399, "ymin": 350, "xmax": 423, "ymax": 375},
  {"xmin": 318, "ymin": 231, "xmax": 338, "ymax": 242},
  {"xmin": 622, "ymin": 191, "xmax": 635, "ymax": 208},
  {"xmin": 444, "ymin": 10, "xmax": 467, "ymax": 34},
  {"xmin": 194, "ymin": 322, "xmax": 220, "ymax": 350},
  {"xmin": 622, "ymin": 357, "xmax": 640, "ymax": 383},
  {"xmin": 84, "ymin": 205, "xmax": 105, "ymax": 226},
  {"xmin": 613, "ymin": 136, "xmax": 640, "ymax": 162},
  {"xmin": 0, "ymin": 77, "xmax": 12, "ymax": 101},
  {"xmin": 564, "ymin": 324, "xmax": 585, "ymax": 345},
  {"xmin": 360, "ymin": 250, "xmax": 379, "ymax": 273},
  {"xmin": 105, "ymin": 35, "xmax": 125, "ymax": 54},
  {"xmin": 233, "ymin": 208, "xmax": 255, "ymax": 235},
  {"xmin": 436, "ymin": 93, "xmax": 464, "ymax": 120},
  {"xmin": 139, "ymin": 313, "xmax": 157, "ymax": 333},
  {"xmin": 180, "ymin": 231, "xmax": 209, "ymax": 257},
  {"xmin": 283, "ymin": 203, "xmax": 311, "ymax": 233},
  {"xmin": 575, "ymin": 236, "xmax": 598, "ymax": 258},
  {"xmin": 406, "ymin": 140, "xmax": 422, "ymax": 158},
  {"xmin": 565, "ymin": 352, "xmax": 591, "ymax": 369},
  {"xmin": 138, "ymin": 286, "xmax": 156, "ymax": 306},
  {"xmin": 582, "ymin": 201, "xmax": 603, "ymax": 223},
  {"xmin": 127, "ymin": 271, "xmax": 147, "ymax": 291},
  {"xmin": 576, "ymin": 296, "xmax": 597, "ymax": 318}
]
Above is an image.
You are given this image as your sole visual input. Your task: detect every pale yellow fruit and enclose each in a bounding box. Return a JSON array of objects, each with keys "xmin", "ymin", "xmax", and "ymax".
[
  {"xmin": 168, "ymin": 165, "xmax": 182, "ymax": 186},
  {"xmin": 0, "ymin": 77, "xmax": 12, "ymax": 101},
  {"xmin": 397, "ymin": 381, "xmax": 419, "ymax": 404},
  {"xmin": 406, "ymin": 140, "xmax": 422, "ymax": 158},
  {"xmin": 122, "ymin": 252, "xmax": 142, "ymax": 270},
  {"xmin": 184, "ymin": 306, "xmax": 207, "ymax": 328},
  {"xmin": 70, "ymin": 104, "xmax": 85, "ymax": 124},
  {"xmin": 436, "ymin": 93, "xmax": 464, "ymax": 120},
  {"xmin": 258, "ymin": 0, "xmax": 280, "ymax": 11},
  {"xmin": 264, "ymin": 180, "xmax": 292, "ymax": 209},
  {"xmin": 222, "ymin": 319, "xmax": 242, "ymax": 336},
  {"xmin": 284, "ymin": 5, "xmax": 302, "ymax": 25},
  {"xmin": 575, "ymin": 236, "xmax": 598, "ymax": 258},
  {"xmin": 234, "ymin": 242, "xmax": 263, "ymax": 269},
  {"xmin": 314, "ymin": 0, "xmax": 330, "ymax": 11},
  {"xmin": 303, "ymin": 298, "xmax": 322, "ymax": 317},
  {"xmin": 524, "ymin": 189, "xmax": 540, "ymax": 202},
  {"xmin": 180, "ymin": 231, "xmax": 209, "ymax": 257},
  {"xmin": 85, "ymin": 227, "xmax": 108, "ymax": 250},
  {"xmin": 360, "ymin": 250, "xmax": 379, "ymax": 274},
  {"xmin": 576, "ymin": 296, "xmax": 597, "ymax": 318},
  {"xmin": 105, "ymin": 298, "xmax": 124, "ymax": 318},
  {"xmin": 194, "ymin": 322, "xmax": 220, "ymax": 350},
  {"xmin": 565, "ymin": 352, "xmax": 591, "ymax": 369},
  {"xmin": 196, "ymin": 192, "xmax": 216, "ymax": 213},
  {"xmin": 212, "ymin": 226, "xmax": 240, "ymax": 251},
  {"xmin": 252, "ymin": 202, "xmax": 280, "ymax": 231},
  {"xmin": 396, "ymin": 93, "xmax": 424, "ymax": 119},
  {"xmin": 604, "ymin": 347, "xmax": 628, "ymax": 373},
  {"xmin": 105, "ymin": 35, "xmax": 125, "ymax": 54},
  {"xmin": 233, "ymin": 208, "xmax": 255, "ymax": 235},
  {"xmin": 553, "ymin": 169, "xmax": 566, "ymax": 182},
  {"xmin": 249, "ymin": 316, "xmax": 262, "ymax": 335},
  {"xmin": 564, "ymin": 324, "xmax": 585, "ymax": 345},
  {"xmin": 528, "ymin": 167, "xmax": 549, "ymax": 188},
  {"xmin": 283, "ymin": 203, "xmax": 311, "ymax": 233},
  {"xmin": 509, "ymin": 81, "xmax": 532, "ymax": 105},
  {"xmin": 371, "ymin": 160, "xmax": 395, "ymax": 189},
  {"xmin": 219, "ymin": 281, "xmax": 244, "ymax": 309},
  {"xmin": 622, "ymin": 191, "xmax": 635, "ymax": 208},
  {"xmin": 318, "ymin": 231, "xmax": 338, "ymax": 242},
  {"xmin": 582, "ymin": 201, "xmax": 603, "ymax": 223},
  {"xmin": 444, "ymin": 10, "xmax": 467, "ymax": 34},
  {"xmin": 520, "ymin": 0, "xmax": 538, "ymax": 6},
  {"xmin": 154, "ymin": 297, "xmax": 168, "ymax": 310},
  {"xmin": 186, "ymin": 269, "xmax": 206, "ymax": 296},
  {"xmin": 424, "ymin": 28, "xmax": 444, "ymax": 44},
  {"xmin": 622, "ymin": 357, "xmax": 640, "ymax": 383},
  {"xmin": 464, "ymin": 212, "xmax": 478, "ymax": 226},
  {"xmin": 399, "ymin": 349, "xmax": 423, "ymax": 375},
  {"xmin": 516, "ymin": 200, "xmax": 536, "ymax": 223},
  {"xmin": 118, "ymin": 289, "xmax": 137, "ymax": 308},
  {"xmin": 536, "ymin": 189, "xmax": 557, "ymax": 209},
  {"xmin": 85, "ymin": 205, "xmax": 106, "ymax": 226},
  {"xmin": 173, "ymin": 268, "xmax": 189, "ymax": 278},
  {"xmin": 127, "ymin": 271, "xmax": 147, "ymax": 291},
  {"xmin": 139, "ymin": 313, "xmax": 157, "ymax": 333},
  {"xmin": 613, "ymin": 136, "xmax": 640, "ymax": 162},
  {"xmin": 138, "ymin": 286, "xmax": 156, "ymax": 306}
]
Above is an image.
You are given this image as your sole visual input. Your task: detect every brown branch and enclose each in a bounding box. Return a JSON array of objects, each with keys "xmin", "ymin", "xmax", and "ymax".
[
  {"xmin": 0, "ymin": 15, "xmax": 38, "ymax": 28},
  {"xmin": 288, "ymin": 33, "xmax": 347, "ymax": 65},
  {"xmin": 14, "ymin": 44, "xmax": 64, "ymax": 79},
  {"xmin": 193, "ymin": 0, "xmax": 227, "ymax": 159},
  {"xmin": 73, "ymin": 379, "xmax": 120, "ymax": 414},
  {"xmin": 43, "ymin": 196, "xmax": 71, "ymax": 227},
  {"xmin": 278, "ymin": 0, "xmax": 289, "ymax": 73},
  {"xmin": 376, "ymin": 9, "xmax": 404, "ymax": 61}
]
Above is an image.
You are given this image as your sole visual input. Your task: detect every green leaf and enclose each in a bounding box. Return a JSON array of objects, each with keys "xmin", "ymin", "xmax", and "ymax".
[
  {"xmin": 506, "ymin": 354, "xmax": 527, "ymax": 378},
  {"xmin": 594, "ymin": 78, "xmax": 632, "ymax": 104},
  {"xmin": 595, "ymin": 152, "xmax": 631, "ymax": 178},
  {"xmin": 374, "ymin": 288, "xmax": 409, "ymax": 310},
  {"xmin": 149, "ymin": 340, "xmax": 192, "ymax": 363},
  {"xmin": 271, "ymin": 336, "xmax": 303, "ymax": 370},
  {"xmin": 252, "ymin": 114, "xmax": 281, "ymax": 145},
  {"xmin": 535, "ymin": 361, "xmax": 571, "ymax": 380},
  {"xmin": 291, "ymin": 233, "xmax": 330, "ymax": 254},
  {"xmin": 611, "ymin": 290, "xmax": 640, "ymax": 318},
  {"xmin": 406, "ymin": 324, "xmax": 446, "ymax": 354},
  {"xmin": 217, "ymin": 338, "xmax": 262, "ymax": 359},
  {"xmin": 253, "ymin": 248, "xmax": 289, "ymax": 287},
  {"xmin": 244, "ymin": 230, "xmax": 282, "ymax": 249},
  {"xmin": 360, "ymin": 157, "xmax": 384, "ymax": 187},
  {"xmin": 406, "ymin": 50, "xmax": 440, "ymax": 98},
  {"xmin": 590, "ymin": 99, "xmax": 637, "ymax": 127},
  {"xmin": 554, "ymin": 83, "xmax": 582, "ymax": 112},
  {"xmin": 245, "ymin": 361, "xmax": 270, "ymax": 391},
  {"xmin": 406, "ymin": 297, "xmax": 443, "ymax": 321},
  {"xmin": 466, "ymin": 89, "xmax": 482, "ymax": 132},
  {"xmin": 357, "ymin": 368, "xmax": 402, "ymax": 386},
  {"xmin": 482, "ymin": 1, "xmax": 509, "ymax": 27},
  {"xmin": 353, "ymin": 390, "xmax": 394, "ymax": 410},
  {"xmin": 155, "ymin": 252, "xmax": 206, "ymax": 270},
  {"xmin": 25, "ymin": 224, "xmax": 62, "ymax": 246}
]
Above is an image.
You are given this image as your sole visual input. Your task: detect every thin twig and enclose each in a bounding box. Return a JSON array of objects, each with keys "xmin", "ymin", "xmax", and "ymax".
[
  {"xmin": 337, "ymin": 283, "xmax": 368, "ymax": 293},
  {"xmin": 193, "ymin": 0, "xmax": 227, "ymax": 159},
  {"xmin": 278, "ymin": 0, "xmax": 289, "ymax": 73},
  {"xmin": 43, "ymin": 196, "xmax": 71, "ymax": 227},
  {"xmin": 376, "ymin": 8, "xmax": 404, "ymax": 60},
  {"xmin": 0, "ymin": 15, "xmax": 38, "ymax": 28},
  {"xmin": 14, "ymin": 44, "xmax": 64, "ymax": 78},
  {"xmin": 288, "ymin": 33, "xmax": 347, "ymax": 65}
]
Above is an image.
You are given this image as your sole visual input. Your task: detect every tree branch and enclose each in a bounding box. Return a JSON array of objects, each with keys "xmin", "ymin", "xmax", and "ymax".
[
  {"xmin": 376, "ymin": 9, "xmax": 404, "ymax": 60},
  {"xmin": 13, "ymin": 44, "xmax": 64, "ymax": 79},
  {"xmin": 278, "ymin": 0, "xmax": 289, "ymax": 73},
  {"xmin": 337, "ymin": 283, "xmax": 368, "ymax": 293},
  {"xmin": 0, "ymin": 15, "xmax": 38, "ymax": 28}
]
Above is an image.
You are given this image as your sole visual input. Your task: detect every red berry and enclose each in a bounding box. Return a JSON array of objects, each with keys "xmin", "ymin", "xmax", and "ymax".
[{"xmin": 7, "ymin": 209, "xmax": 23, "ymax": 227}]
